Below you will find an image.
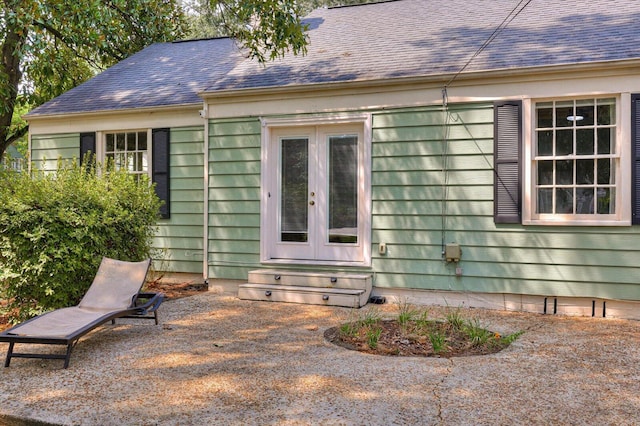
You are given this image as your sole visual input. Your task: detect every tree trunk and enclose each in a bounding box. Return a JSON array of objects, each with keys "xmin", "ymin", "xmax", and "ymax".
[{"xmin": 0, "ymin": 22, "xmax": 28, "ymax": 157}]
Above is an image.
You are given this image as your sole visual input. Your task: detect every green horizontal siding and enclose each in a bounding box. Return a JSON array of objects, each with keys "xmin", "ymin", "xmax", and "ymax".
[
  {"xmin": 370, "ymin": 103, "xmax": 640, "ymax": 300},
  {"xmin": 208, "ymin": 118, "xmax": 262, "ymax": 279},
  {"xmin": 30, "ymin": 129, "xmax": 205, "ymax": 276},
  {"xmin": 152, "ymin": 126, "xmax": 204, "ymax": 275},
  {"xmin": 204, "ymin": 103, "xmax": 640, "ymax": 301},
  {"xmin": 31, "ymin": 133, "xmax": 79, "ymax": 171}
]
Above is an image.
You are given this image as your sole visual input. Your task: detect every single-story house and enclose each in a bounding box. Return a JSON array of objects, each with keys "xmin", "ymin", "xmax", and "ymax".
[{"xmin": 25, "ymin": 0, "xmax": 640, "ymax": 318}]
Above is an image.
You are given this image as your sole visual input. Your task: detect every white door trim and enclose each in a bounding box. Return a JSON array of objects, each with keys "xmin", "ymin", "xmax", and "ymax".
[{"xmin": 260, "ymin": 114, "xmax": 372, "ymax": 266}]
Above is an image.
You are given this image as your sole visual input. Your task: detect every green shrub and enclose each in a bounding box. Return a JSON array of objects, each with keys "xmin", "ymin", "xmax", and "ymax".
[{"xmin": 0, "ymin": 159, "xmax": 161, "ymax": 323}]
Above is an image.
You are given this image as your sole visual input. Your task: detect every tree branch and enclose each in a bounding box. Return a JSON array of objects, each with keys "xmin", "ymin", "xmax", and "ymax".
[
  {"xmin": 0, "ymin": 124, "xmax": 28, "ymax": 158},
  {"xmin": 6, "ymin": 124, "xmax": 28, "ymax": 146},
  {"xmin": 32, "ymin": 19, "xmax": 112, "ymax": 68}
]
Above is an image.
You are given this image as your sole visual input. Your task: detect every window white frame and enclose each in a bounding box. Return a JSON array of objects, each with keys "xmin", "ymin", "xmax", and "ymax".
[
  {"xmin": 97, "ymin": 129, "xmax": 152, "ymax": 178},
  {"xmin": 260, "ymin": 114, "xmax": 372, "ymax": 266},
  {"xmin": 523, "ymin": 94, "xmax": 631, "ymax": 226}
]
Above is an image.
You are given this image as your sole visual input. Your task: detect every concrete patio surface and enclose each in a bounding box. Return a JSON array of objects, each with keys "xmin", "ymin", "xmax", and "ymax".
[{"xmin": 0, "ymin": 291, "xmax": 639, "ymax": 425}]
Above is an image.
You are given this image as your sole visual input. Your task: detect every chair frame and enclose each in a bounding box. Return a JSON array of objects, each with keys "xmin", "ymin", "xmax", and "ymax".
[{"xmin": 0, "ymin": 256, "xmax": 164, "ymax": 369}]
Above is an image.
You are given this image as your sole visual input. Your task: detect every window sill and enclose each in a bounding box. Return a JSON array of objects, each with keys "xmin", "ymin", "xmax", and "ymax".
[
  {"xmin": 261, "ymin": 258, "xmax": 372, "ymax": 268},
  {"xmin": 523, "ymin": 218, "xmax": 631, "ymax": 227}
]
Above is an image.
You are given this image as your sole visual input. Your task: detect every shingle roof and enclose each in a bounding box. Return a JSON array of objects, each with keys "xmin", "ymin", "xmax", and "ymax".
[
  {"xmin": 209, "ymin": 0, "xmax": 640, "ymax": 91},
  {"xmin": 28, "ymin": 38, "xmax": 243, "ymax": 116},
  {"xmin": 28, "ymin": 0, "xmax": 640, "ymax": 116}
]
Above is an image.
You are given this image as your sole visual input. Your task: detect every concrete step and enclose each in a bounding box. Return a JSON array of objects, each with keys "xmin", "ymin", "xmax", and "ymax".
[
  {"xmin": 238, "ymin": 283, "xmax": 370, "ymax": 308},
  {"xmin": 247, "ymin": 269, "xmax": 371, "ymax": 290},
  {"xmin": 239, "ymin": 270, "xmax": 373, "ymax": 308}
]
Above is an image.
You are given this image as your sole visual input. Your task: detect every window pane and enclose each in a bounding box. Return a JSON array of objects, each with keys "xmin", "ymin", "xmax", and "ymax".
[
  {"xmin": 138, "ymin": 132, "xmax": 147, "ymax": 150},
  {"xmin": 575, "ymin": 100, "xmax": 594, "ymax": 126},
  {"xmin": 556, "ymin": 188, "xmax": 574, "ymax": 213},
  {"xmin": 537, "ymin": 103, "xmax": 553, "ymax": 128},
  {"xmin": 556, "ymin": 160, "xmax": 573, "ymax": 185},
  {"xmin": 116, "ymin": 133, "xmax": 125, "ymax": 151},
  {"xmin": 116, "ymin": 153, "xmax": 124, "ymax": 169},
  {"xmin": 597, "ymin": 159, "xmax": 612, "ymax": 184},
  {"xmin": 576, "ymin": 188, "xmax": 594, "ymax": 214},
  {"xmin": 126, "ymin": 153, "xmax": 135, "ymax": 171},
  {"xmin": 556, "ymin": 129, "xmax": 573, "ymax": 155},
  {"xmin": 106, "ymin": 134, "xmax": 115, "ymax": 152},
  {"xmin": 555, "ymin": 101, "xmax": 573, "ymax": 128},
  {"xmin": 141, "ymin": 152, "xmax": 148, "ymax": 172},
  {"xmin": 537, "ymin": 130, "xmax": 553, "ymax": 156},
  {"xmin": 126, "ymin": 133, "xmax": 136, "ymax": 151},
  {"xmin": 597, "ymin": 128, "xmax": 612, "ymax": 154},
  {"xmin": 597, "ymin": 98, "xmax": 615, "ymax": 125},
  {"xmin": 537, "ymin": 188, "xmax": 553, "ymax": 213},
  {"xmin": 597, "ymin": 188, "xmax": 613, "ymax": 214},
  {"xmin": 576, "ymin": 159, "xmax": 594, "ymax": 184},
  {"xmin": 576, "ymin": 129, "xmax": 594, "ymax": 155},
  {"xmin": 280, "ymin": 138, "xmax": 308, "ymax": 242},
  {"xmin": 136, "ymin": 152, "xmax": 144, "ymax": 172},
  {"xmin": 538, "ymin": 160, "xmax": 553, "ymax": 185},
  {"xmin": 328, "ymin": 135, "xmax": 358, "ymax": 244}
]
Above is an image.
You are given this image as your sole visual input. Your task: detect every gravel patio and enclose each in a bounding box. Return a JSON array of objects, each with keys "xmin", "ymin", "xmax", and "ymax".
[{"xmin": 1, "ymin": 290, "xmax": 639, "ymax": 425}]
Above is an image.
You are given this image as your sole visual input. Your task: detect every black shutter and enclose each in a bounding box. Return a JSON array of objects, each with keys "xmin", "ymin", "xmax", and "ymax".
[
  {"xmin": 632, "ymin": 95, "xmax": 640, "ymax": 224},
  {"xmin": 79, "ymin": 132, "xmax": 96, "ymax": 164},
  {"xmin": 152, "ymin": 128, "xmax": 170, "ymax": 219},
  {"xmin": 494, "ymin": 101, "xmax": 522, "ymax": 224}
]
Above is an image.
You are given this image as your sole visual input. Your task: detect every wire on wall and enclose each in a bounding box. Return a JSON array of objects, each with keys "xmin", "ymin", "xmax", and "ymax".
[
  {"xmin": 440, "ymin": 87, "xmax": 451, "ymax": 258},
  {"xmin": 438, "ymin": 0, "xmax": 533, "ymax": 262}
]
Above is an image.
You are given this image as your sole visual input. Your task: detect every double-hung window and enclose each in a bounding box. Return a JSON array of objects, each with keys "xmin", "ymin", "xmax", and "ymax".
[
  {"xmin": 104, "ymin": 131, "xmax": 149, "ymax": 180},
  {"xmin": 80, "ymin": 128, "xmax": 171, "ymax": 219},
  {"xmin": 532, "ymin": 98, "xmax": 620, "ymax": 222},
  {"xmin": 495, "ymin": 95, "xmax": 632, "ymax": 226}
]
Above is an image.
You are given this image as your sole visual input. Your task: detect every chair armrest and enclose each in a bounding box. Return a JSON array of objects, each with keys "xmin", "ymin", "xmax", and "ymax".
[{"xmin": 132, "ymin": 292, "xmax": 164, "ymax": 316}]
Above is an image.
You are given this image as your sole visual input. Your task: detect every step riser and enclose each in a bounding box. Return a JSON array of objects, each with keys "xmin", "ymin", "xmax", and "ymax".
[
  {"xmin": 248, "ymin": 270, "xmax": 371, "ymax": 290},
  {"xmin": 238, "ymin": 287, "xmax": 368, "ymax": 308},
  {"xmin": 241, "ymin": 270, "xmax": 373, "ymax": 308}
]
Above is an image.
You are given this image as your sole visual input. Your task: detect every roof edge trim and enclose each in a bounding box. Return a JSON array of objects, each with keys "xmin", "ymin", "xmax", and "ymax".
[
  {"xmin": 25, "ymin": 102, "xmax": 203, "ymax": 121},
  {"xmin": 200, "ymin": 59, "xmax": 640, "ymax": 100}
]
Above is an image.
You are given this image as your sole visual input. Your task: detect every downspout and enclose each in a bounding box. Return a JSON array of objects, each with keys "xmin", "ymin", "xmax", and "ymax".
[{"xmin": 202, "ymin": 104, "xmax": 209, "ymax": 282}]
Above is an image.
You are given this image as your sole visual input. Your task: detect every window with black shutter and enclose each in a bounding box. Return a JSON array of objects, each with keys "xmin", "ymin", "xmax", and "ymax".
[
  {"xmin": 494, "ymin": 101, "xmax": 522, "ymax": 224},
  {"xmin": 80, "ymin": 132, "xmax": 96, "ymax": 164},
  {"xmin": 152, "ymin": 128, "xmax": 170, "ymax": 219},
  {"xmin": 632, "ymin": 94, "xmax": 640, "ymax": 224}
]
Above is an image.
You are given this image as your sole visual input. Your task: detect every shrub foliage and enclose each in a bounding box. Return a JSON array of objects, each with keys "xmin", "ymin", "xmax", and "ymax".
[{"xmin": 0, "ymin": 160, "xmax": 161, "ymax": 323}]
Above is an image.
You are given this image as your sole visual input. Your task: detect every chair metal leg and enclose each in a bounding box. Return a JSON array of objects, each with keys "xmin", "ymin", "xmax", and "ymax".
[
  {"xmin": 63, "ymin": 344, "xmax": 73, "ymax": 369},
  {"xmin": 4, "ymin": 342, "xmax": 14, "ymax": 367}
]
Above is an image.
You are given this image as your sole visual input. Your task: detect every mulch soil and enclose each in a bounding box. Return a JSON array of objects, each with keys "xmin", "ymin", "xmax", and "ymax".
[{"xmin": 324, "ymin": 319, "xmax": 512, "ymax": 358}]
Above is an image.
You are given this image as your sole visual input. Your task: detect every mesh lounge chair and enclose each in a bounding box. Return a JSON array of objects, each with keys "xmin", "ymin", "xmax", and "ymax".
[{"xmin": 0, "ymin": 257, "xmax": 163, "ymax": 368}]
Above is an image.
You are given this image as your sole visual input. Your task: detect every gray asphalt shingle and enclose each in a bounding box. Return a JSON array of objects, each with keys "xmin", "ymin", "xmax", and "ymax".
[
  {"xmin": 28, "ymin": 0, "xmax": 640, "ymax": 116},
  {"xmin": 28, "ymin": 38, "xmax": 242, "ymax": 116}
]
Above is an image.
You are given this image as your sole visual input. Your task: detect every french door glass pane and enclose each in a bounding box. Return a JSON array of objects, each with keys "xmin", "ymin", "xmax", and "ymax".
[
  {"xmin": 281, "ymin": 138, "xmax": 308, "ymax": 242},
  {"xmin": 328, "ymin": 135, "xmax": 358, "ymax": 244}
]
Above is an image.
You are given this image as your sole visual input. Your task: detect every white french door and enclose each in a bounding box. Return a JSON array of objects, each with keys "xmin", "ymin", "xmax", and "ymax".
[{"xmin": 265, "ymin": 124, "xmax": 367, "ymax": 263}]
